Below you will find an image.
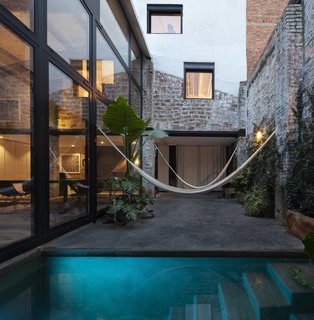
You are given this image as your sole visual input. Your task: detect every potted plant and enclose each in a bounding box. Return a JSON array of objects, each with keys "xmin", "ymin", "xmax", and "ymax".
[{"xmin": 102, "ymin": 96, "xmax": 167, "ymax": 225}]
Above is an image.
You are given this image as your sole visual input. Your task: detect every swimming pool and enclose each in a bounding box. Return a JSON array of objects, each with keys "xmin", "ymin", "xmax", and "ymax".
[{"xmin": 0, "ymin": 256, "xmax": 313, "ymax": 319}]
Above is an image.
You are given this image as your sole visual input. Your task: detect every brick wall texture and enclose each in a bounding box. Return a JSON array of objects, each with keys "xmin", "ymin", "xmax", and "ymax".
[
  {"xmin": 243, "ymin": 3, "xmax": 305, "ymax": 221},
  {"xmin": 247, "ymin": 0, "xmax": 289, "ymax": 78}
]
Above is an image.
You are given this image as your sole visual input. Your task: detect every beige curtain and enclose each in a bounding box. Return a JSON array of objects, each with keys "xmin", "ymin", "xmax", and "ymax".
[{"xmin": 176, "ymin": 146, "xmax": 226, "ymax": 188}]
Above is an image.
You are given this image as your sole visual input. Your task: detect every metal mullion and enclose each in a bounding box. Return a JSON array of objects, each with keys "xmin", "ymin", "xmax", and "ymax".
[
  {"xmin": 89, "ymin": 12, "xmax": 97, "ymax": 222},
  {"xmin": 46, "ymin": 51, "xmax": 92, "ymax": 93},
  {"xmin": 33, "ymin": 0, "xmax": 49, "ymax": 235}
]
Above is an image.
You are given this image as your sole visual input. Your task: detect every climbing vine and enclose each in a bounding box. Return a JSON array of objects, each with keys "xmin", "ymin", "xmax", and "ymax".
[
  {"xmin": 233, "ymin": 125, "xmax": 278, "ymax": 217},
  {"xmin": 286, "ymin": 85, "xmax": 314, "ymax": 217}
]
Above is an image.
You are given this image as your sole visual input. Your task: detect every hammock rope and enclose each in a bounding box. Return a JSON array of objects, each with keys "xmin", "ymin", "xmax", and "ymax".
[
  {"xmin": 155, "ymin": 144, "xmax": 238, "ymax": 188},
  {"xmin": 97, "ymin": 126, "xmax": 277, "ymax": 195}
]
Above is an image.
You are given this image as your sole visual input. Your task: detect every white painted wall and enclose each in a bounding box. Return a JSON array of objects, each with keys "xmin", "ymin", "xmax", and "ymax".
[{"xmin": 131, "ymin": 0, "xmax": 247, "ymax": 96}]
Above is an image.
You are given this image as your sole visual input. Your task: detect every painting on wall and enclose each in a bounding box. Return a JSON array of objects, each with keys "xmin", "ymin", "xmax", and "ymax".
[
  {"xmin": 60, "ymin": 153, "xmax": 80, "ymax": 174},
  {"xmin": 0, "ymin": 99, "xmax": 20, "ymax": 122}
]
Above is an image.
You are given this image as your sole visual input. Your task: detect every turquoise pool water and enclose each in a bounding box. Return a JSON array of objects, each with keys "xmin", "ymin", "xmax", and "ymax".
[{"xmin": 0, "ymin": 257, "xmax": 311, "ymax": 319}]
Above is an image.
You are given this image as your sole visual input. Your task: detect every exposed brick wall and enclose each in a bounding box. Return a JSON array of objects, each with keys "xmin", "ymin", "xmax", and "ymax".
[
  {"xmin": 304, "ymin": 0, "xmax": 314, "ymax": 116},
  {"xmin": 244, "ymin": 3, "xmax": 304, "ymax": 221},
  {"xmin": 151, "ymin": 72, "xmax": 239, "ymax": 132},
  {"xmin": 247, "ymin": 0, "xmax": 289, "ymax": 78}
]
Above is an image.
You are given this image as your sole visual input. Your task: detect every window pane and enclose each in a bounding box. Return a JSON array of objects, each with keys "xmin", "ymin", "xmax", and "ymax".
[
  {"xmin": 47, "ymin": 0, "xmax": 89, "ymax": 80},
  {"xmin": 186, "ymin": 72, "xmax": 213, "ymax": 99},
  {"xmin": 49, "ymin": 63, "xmax": 89, "ymax": 227},
  {"xmin": 0, "ymin": 24, "xmax": 34, "ymax": 247},
  {"xmin": 0, "ymin": 0, "xmax": 34, "ymax": 30},
  {"xmin": 96, "ymin": 100, "xmax": 124, "ymax": 213},
  {"xmin": 151, "ymin": 14, "xmax": 181, "ymax": 34},
  {"xmin": 96, "ymin": 29, "xmax": 129, "ymax": 100},
  {"xmin": 100, "ymin": 0, "xmax": 129, "ymax": 65}
]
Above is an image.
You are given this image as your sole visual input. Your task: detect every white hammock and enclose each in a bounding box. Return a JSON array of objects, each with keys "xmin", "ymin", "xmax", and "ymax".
[
  {"xmin": 97, "ymin": 126, "xmax": 277, "ymax": 195},
  {"xmin": 155, "ymin": 143, "xmax": 238, "ymax": 188}
]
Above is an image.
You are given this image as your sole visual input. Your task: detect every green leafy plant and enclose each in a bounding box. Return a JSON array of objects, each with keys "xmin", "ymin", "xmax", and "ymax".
[
  {"xmin": 102, "ymin": 96, "xmax": 167, "ymax": 224},
  {"xmin": 244, "ymin": 185, "xmax": 272, "ymax": 217},
  {"xmin": 289, "ymin": 232, "xmax": 314, "ymax": 289},
  {"xmin": 302, "ymin": 232, "xmax": 314, "ymax": 263},
  {"xmin": 286, "ymin": 86, "xmax": 314, "ymax": 217},
  {"xmin": 233, "ymin": 126, "xmax": 278, "ymax": 217}
]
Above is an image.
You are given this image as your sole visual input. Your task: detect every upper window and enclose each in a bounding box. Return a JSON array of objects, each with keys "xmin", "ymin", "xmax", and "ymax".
[
  {"xmin": 184, "ymin": 63, "xmax": 215, "ymax": 99},
  {"xmin": 147, "ymin": 5, "xmax": 182, "ymax": 34}
]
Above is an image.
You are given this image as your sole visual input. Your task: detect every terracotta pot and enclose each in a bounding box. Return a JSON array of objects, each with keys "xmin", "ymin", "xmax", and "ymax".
[{"xmin": 286, "ymin": 209, "xmax": 314, "ymax": 240}]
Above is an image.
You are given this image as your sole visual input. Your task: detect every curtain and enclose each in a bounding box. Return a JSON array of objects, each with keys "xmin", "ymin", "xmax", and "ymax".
[{"xmin": 176, "ymin": 146, "xmax": 226, "ymax": 188}]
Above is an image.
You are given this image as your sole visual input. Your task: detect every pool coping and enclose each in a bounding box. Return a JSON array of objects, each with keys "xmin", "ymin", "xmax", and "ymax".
[{"xmin": 42, "ymin": 248, "xmax": 307, "ymax": 259}]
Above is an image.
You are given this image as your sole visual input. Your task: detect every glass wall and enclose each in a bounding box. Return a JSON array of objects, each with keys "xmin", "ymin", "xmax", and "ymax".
[
  {"xmin": 96, "ymin": 28, "xmax": 129, "ymax": 100},
  {"xmin": 0, "ymin": 0, "xmax": 143, "ymax": 259},
  {"xmin": 100, "ymin": 0, "xmax": 129, "ymax": 66},
  {"xmin": 0, "ymin": 23, "xmax": 34, "ymax": 247},
  {"xmin": 47, "ymin": 0, "xmax": 90, "ymax": 79},
  {"xmin": 49, "ymin": 63, "xmax": 89, "ymax": 226},
  {"xmin": 0, "ymin": 0, "xmax": 34, "ymax": 30}
]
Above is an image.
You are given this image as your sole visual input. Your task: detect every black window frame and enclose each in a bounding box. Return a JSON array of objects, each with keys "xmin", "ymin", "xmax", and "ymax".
[
  {"xmin": 184, "ymin": 62, "xmax": 215, "ymax": 100},
  {"xmin": 147, "ymin": 4, "xmax": 183, "ymax": 34}
]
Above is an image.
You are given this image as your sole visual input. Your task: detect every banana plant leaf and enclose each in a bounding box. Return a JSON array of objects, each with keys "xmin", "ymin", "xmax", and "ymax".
[
  {"xmin": 103, "ymin": 96, "xmax": 150, "ymax": 144},
  {"xmin": 143, "ymin": 129, "xmax": 169, "ymax": 140}
]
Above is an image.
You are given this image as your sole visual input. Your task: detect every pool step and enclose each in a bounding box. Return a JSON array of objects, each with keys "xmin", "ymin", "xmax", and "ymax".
[
  {"xmin": 267, "ymin": 263, "xmax": 314, "ymax": 313},
  {"xmin": 290, "ymin": 314, "xmax": 314, "ymax": 320},
  {"xmin": 218, "ymin": 282, "xmax": 255, "ymax": 320},
  {"xmin": 168, "ymin": 305, "xmax": 185, "ymax": 320},
  {"xmin": 194, "ymin": 295, "xmax": 221, "ymax": 320},
  {"xmin": 185, "ymin": 302, "xmax": 211, "ymax": 320},
  {"xmin": 243, "ymin": 271, "xmax": 290, "ymax": 320}
]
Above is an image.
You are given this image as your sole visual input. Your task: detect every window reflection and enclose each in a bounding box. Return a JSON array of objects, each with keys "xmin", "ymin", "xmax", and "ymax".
[
  {"xmin": 100, "ymin": 0, "xmax": 129, "ymax": 65},
  {"xmin": 96, "ymin": 29, "xmax": 128, "ymax": 100},
  {"xmin": 96, "ymin": 100, "xmax": 124, "ymax": 213},
  {"xmin": 49, "ymin": 64, "xmax": 89, "ymax": 227},
  {"xmin": 0, "ymin": 24, "xmax": 33, "ymax": 247},
  {"xmin": 150, "ymin": 14, "xmax": 181, "ymax": 34},
  {"xmin": 0, "ymin": 0, "xmax": 34, "ymax": 30},
  {"xmin": 47, "ymin": 0, "xmax": 89, "ymax": 80}
]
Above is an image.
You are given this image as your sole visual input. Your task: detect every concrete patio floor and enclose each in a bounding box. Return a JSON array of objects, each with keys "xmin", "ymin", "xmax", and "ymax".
[{"xmin": 44, "ymin": 193, "xmax": 304, "ymax": 256}]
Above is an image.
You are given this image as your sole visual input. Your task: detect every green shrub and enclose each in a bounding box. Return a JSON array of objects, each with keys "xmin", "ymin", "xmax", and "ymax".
[{"xmin": 244, "ymin": 186, "xmax": 271, "ymax": 217}]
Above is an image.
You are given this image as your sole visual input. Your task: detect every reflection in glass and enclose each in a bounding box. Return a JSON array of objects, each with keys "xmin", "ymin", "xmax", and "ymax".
[
  {"xmin": 96, "ymin": 29, "xmax": 128, "ymax": 100},
  {"xmin": 100, "ymin": 0, "xmax": 129, "ymax": 65},
  {"xmin": 131, "ymin": 36, "xmax": 141, "ymax": 85},
  {"xmin": 96, "ymin": 100, "xmax": 124, "ymax": 213},
  {"xmin": 186, "ymin": 72, "xmax": 213, "ymax": 99},
  {"xmin": 49, "ymin": 63, "xmax": 89, "ymax": 227},
  {"xmin": 151, "ymin": 14, "xmax": 181, "ymax": 34},
  {"xmin": 0, "ymin": 24, "xmax": 33, "ymax": 247},
  {"xmin": 47, "ymin": 0, "xmax": 89, "ymax": 79},
  {"xmin": 0, "ymin": 0, "xmax": 34, "ymax": 30}
]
